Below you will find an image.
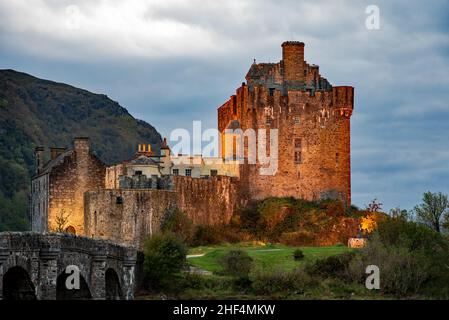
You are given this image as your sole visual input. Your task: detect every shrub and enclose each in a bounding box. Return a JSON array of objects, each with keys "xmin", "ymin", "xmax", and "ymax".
[
  {"xmin": 376, "ymin": 217, "xmax": 449, "ymax": 254},
  {"xmin": 345, "ymin": 218, "xmax": 449, "ymax": 297},
  {"xmin": 346, "ymin": 236, "xmax": 431, "ymax": 296},
  {"xmin": 220, "ymin": 250, "xmax": 253, "ymax": 278},
  {"xmin": 191, "ymin": 225, "xmax": 222, "ymax": 246},
  {"xmin": 305, "ymin": 252, "xmax": 355, "ymax": 280},
  {"xmin": 161, "ymin": 208, "xmax": 193, "ymax": 242},
  {"xmin": 250, "ymin": 268, "xmax": 313, "ymax": 295},
  {"xmin": 293, "ymin": 249, "xmax": 305, "ymax": 261},
  {"xmin": 143, "ymin": 232, "xmax": 187, "ymax": 288}
]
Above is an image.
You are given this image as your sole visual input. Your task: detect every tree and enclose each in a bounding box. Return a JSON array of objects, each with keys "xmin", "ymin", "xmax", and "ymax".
[
  {"xmin": 143, "ymin": 233, "xmax": 187, "ymax": 288},
  {"xmin": 220, "ymin": 250, "xmax": 253, "ymax": 278},
  {"xmin": 389, "ymin": 207, "xmax": 411, "ymax": 221},
  {"xmin": 160, "ymin": 208, "xmax": 193, "ymax": 242},
  {"xmin": 414, "ymin": 191, "xmax": 449, "ymax": 233},
  {"xmin": 365, "ymin": 198, "xmax": 383, "ymax": 212},
  {"xmin": 55, "ymin": 209, "xmax": 70, "ymax": 232}
]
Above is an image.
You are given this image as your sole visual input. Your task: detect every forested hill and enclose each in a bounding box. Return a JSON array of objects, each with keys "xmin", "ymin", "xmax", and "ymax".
[{"xmin": 0, "ymin": 69, "xmax": 162, "ymax": 231}]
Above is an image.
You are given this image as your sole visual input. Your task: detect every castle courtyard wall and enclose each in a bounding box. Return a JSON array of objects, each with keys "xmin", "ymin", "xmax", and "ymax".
[
  {"xmin": 84, "ymin": 189, "xmax": 178, "ymax": 249},
  {"xmin": 172, "ymin": 175, "xmax": 239, "ymax": 225}
]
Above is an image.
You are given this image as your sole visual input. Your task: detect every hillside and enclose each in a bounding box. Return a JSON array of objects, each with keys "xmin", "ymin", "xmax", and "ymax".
[{"xmin": 0, "ymin": 69, "xmax": 162, "ymax": 231}]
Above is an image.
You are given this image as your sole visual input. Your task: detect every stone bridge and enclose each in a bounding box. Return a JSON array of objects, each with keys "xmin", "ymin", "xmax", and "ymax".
[{"xmin": 0, "ymin": 232, "xmax": 142, "ymax": 300}]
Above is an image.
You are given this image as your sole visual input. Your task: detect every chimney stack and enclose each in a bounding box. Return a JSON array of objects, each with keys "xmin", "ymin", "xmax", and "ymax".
[
  {"xmin": 73, "ymin": 137, "xmax": 90, "ymax": 152},
  {"xmin": 35, "ymin": 147, "xmax": 44, "ymax": 174},
  {"xmin": 50, "ymin": 147, "xmax": 66, "ymax": 160},
  {"xmin": 281, "ymin": 41, "xmax": 305, "ymax": 85}
]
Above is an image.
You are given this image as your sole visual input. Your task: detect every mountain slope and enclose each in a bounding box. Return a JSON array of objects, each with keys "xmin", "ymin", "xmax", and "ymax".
[{"xmin": 0, "ymin": 69, "xmax": 162, "ymax": 231}]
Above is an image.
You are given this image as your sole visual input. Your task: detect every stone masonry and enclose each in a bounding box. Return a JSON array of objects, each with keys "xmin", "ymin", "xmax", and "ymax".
[
  {"xmin": 218, "ymin": 41, "xmax": 353, "ymax": 203},
  {"xmin": 0, "ymin": 232, "xmax": 139, "ymax": 300}
]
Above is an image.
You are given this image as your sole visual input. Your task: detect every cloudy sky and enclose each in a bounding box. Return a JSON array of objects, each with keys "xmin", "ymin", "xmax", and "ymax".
[{"xmin": 1, "ymin": 0, "xmax": 449, "ymax": 211}]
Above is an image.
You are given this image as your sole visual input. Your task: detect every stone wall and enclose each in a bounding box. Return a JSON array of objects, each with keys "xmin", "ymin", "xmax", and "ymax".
[
  {"xmin": 84, "ymin": 189, "xmax": 178, "ymax": 249},
  {"xmin": 48, "ymin": 138, "xmax": 105, "ymax": 235},
  {"xmin": 172, "ymin": 175, "xmax": 239, "ymax": 225},
  {"xmin": 0, "ymin": 232, "xmax": 138, "ymax": 300},
  {"xmin": 217, "ymin": 42, "xmax": 353, "ymax": 204},
  {"xmin": 30, "ymin": 174, "xmax": 49, "ymax": 232}
]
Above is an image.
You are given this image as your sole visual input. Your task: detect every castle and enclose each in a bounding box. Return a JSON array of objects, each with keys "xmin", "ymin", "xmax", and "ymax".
[{"xmin": 30, "ymin": 41, "xmax": 354, "ymax": 249}]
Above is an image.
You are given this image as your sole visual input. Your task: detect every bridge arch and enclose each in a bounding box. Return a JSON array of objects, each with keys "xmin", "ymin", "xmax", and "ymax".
[
  {"xmin": 105, "ymin": 268, "xmax": 122, "ymax": 300},
  {"xmin": 56, "ymin": 270, "xmax": 92, "ymax": 300},
  {"xmin": 3, "ymin": 266, "xmax": 37, "ymax": 300}
]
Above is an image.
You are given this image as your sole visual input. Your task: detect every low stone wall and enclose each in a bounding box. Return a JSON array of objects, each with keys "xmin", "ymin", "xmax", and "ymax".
[{"xmin": 348, "ymin": 237, "xmax": 367, "ymax": 248}]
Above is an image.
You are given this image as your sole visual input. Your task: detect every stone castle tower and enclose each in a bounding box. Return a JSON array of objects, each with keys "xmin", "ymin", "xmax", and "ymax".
[{"xmin": 218, "ymin": 41, "xmax": 354, "ymax": 203}]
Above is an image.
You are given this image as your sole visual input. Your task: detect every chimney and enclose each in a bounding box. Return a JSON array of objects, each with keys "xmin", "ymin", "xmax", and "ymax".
[
  {"xmin": 281, "ymin": 41, "xmax": 305, "ymax": 84},
  {"xmin": 74, "ymin": 137, "xmax": 90, "ymax": 154},
  {"xmin": 50, "ymin": 147, "xmax": 66, "ymax": 160},
  {"xmin": 35, "ymin": 147, "xmax": 44, "ymax": 174},
  {"xmin": 161, "ymin": 137, "xmax": 169, "ymax": 149},
  {"xmin": 160, "ymin": 138, "xmax": 170, "ymax": 157},
  {"xmin": 137, "ymin": 143, "xmax": 153, "ymax": 155}
]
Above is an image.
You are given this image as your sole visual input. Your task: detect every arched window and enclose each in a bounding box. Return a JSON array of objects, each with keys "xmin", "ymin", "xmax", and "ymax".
[{"xmin": 65, "ymin": 226, "xmax": 76, "ymax": 234}]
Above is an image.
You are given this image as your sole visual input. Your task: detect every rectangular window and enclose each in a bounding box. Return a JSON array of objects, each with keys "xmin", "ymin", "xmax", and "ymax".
[
  {"xmin": 135, "ymin": 170, "xmax": 142, "ymax": 175},
  {"xmin": 294, "ymin": 138, "xmax": 302, "ymax": 149},
  {"xmin": 210, "ymin": 169, "xmax": 218, "ymax": 177},
  {"xmin": 294, "ymin": 115, "xmax": 300, "ymax": 125},
  {"xmin": 294, "ymin": 151, "xmax": 302, "ymax": 164},
  {"xmin": 172, "ymin": 169, "xmax": 179, "ymax": 176},
  {"xmin": 265, "ymin": 116, "xmax": 272, "ymax": 125},
  {"xmin": 185, "ymin": 169, "xmax": 192, "ymax": 177},
  {"xmin": 269, "ymin": 88, "xmax": 275, "ymax": 96},
  {"xmin": 336, "ymin": 153, "xmax": 339, "ymax": 165}
]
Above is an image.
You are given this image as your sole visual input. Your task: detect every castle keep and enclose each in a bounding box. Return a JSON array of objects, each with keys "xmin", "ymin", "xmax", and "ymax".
[
  {"xmin": 219, "ymin": 41, "xmax": 353, "ymax": 203},
  {"xmin": 30, "ymin": 41, "xmax": 354, "ymax": 249}
]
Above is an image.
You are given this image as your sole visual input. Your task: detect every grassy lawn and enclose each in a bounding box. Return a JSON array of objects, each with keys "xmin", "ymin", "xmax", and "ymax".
[{"xmin": 188, "ymin": 242, "xmax": 352, "ymax": 273}]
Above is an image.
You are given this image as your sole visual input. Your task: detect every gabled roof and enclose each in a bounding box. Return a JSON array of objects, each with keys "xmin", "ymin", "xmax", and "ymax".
[
  {"xmin": 124, "ymin": 153, "xmax": 160, "ymax": 166},
  {"xmin": 34, "ymin": 150, "xmax": 74, "ymax": 177}
]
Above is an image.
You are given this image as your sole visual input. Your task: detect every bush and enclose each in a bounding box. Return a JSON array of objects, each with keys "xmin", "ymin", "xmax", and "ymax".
[
  {"xmin": 345, "ymin": 218, "xmax": 449, "ymax": 297},
  {"xmin": 191, "ymin": 225, "xmax": 222, "ymax": 246},
  {"xmin": 161, "ymin": 208, "xmax": 193, "ymax": 242},
  {"xmin": 346, "ymin": 236, "xmax": 431, "ymax": 296},
  {"xmin": 293, "ymin": 249, "xmax": 305, "ymax": 261},
  {"xmin": 220, "ymin": 250, "xmax": 253, "ymax": 278},
  {"xmin": 250, "ymin": 268, "xmax": 313, "ymax": 295},
  {"xmin": 143, "ymin": 233, "xmax": 187, "ymax": 288},
  {"xmin": 305, "ymin": 252, "xmax": 355, "ymax": 280},
  {"xmin": 376, "ymin": 217, "xmax": 448, "ymax": 254}
]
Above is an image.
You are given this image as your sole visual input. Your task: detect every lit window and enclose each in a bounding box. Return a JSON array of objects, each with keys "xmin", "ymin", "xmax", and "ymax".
[
  {"xmin": 294, "ymin": 115, "xmax": 300, "ymax": 125},
  {"xmin": 173, "ymin": 169, "xmax": 179, "ymax": 176},
  {"xmin": 185, "ymin": 169, "xmax": 192, "ymax": 177}
]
